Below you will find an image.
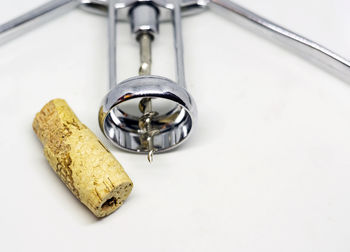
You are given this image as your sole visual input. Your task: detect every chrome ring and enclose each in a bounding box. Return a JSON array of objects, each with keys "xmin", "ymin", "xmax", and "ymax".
[{"xmin": 99, "ymin": 75, "xmax": 197, "ymax": 153}]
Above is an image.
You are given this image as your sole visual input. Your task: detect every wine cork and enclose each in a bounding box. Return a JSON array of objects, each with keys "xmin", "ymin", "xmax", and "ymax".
[{"xmin": 33, "ymin": 99, "xmax": 133, "ymax": 217}]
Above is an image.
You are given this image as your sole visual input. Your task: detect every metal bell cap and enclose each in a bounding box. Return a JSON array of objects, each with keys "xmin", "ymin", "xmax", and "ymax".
[{"xmin": 99, "ymin": 75, "xmax": 197, "ymax": 153}]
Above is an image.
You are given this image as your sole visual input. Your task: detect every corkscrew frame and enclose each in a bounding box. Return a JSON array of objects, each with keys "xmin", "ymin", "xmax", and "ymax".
[
  {"xmin": 2, "ymin": 0, "xmax": 348, "ymax": 81},
  {"xmin": 1, "ymin": 0, "xmax": 350, "ymax": 156},
  {"xmin": 98, "ymin": 0, "xmax": 199, "ymax": 158}
]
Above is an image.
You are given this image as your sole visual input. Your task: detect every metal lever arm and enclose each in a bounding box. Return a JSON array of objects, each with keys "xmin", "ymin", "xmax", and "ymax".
[
  {"xmin": 209, "ymin": 0, "xmax": 350, "ymax": 83},
  {"xmin": 0, "ymin": 0, "xmax": 80, "ymax": 45}
]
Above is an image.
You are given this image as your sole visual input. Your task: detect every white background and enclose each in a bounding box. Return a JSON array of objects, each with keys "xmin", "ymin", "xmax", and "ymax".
[{"xmin": 1, "ymin": 0, "xmax": 350, "ymax": 251}]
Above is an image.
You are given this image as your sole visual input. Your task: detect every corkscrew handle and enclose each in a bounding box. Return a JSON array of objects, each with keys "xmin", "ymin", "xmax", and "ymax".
[
  {"xmin": 209, "ymin": 0, "xmax": 350, "ymax": 83},
  {"xmin": 0, "ymin": 0, "xmax": 80, "ymax": 45}
]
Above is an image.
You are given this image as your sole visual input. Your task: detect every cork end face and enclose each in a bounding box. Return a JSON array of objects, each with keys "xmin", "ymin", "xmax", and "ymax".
[{"xmin": 95, "ymin": 182, "xmax": 133, "ymax": 218}]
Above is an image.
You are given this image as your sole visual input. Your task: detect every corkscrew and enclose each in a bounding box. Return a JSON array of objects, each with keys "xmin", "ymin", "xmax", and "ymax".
[{"xmin": 1, "ymin": 0, "xmax": 350, "ymax": 162}]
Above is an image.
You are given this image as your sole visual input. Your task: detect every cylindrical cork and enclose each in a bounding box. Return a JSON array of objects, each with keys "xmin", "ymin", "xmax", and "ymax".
[{"xmin": 33, "ymin": 99, "xmax": 133, "ymax": 217}]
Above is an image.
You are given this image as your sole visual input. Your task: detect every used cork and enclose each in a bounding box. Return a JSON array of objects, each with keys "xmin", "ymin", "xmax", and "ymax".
[{"xmin": 33, "ymin": 99, "xmax": 133, "ymax": 217}]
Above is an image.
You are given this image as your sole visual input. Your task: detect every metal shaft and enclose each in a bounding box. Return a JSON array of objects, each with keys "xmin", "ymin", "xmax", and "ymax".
[
  {"xmin": 138, "ymin": 33, "xmax": 152, "ymax": 76},
  {"xmin": 137, "ymin": 33, "xmax": 157, "ymax": 162},
  {"xmin": 128, "ymin": 4, "xmax": 160, "ymax": 162},
  {"xmin": 173, "ymin": 2, "xmax": 187, "ymax": 88},
  {"xmin": 108, "ymin": 0, "xmax": 117, "ymax": 89}
]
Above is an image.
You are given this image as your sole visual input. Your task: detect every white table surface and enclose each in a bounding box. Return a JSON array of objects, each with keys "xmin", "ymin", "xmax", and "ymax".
[{"xmin": 1, "ymin": 0, "xmax": 350, "ymax": 251}]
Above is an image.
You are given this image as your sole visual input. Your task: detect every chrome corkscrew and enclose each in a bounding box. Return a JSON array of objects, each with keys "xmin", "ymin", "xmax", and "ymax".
[{"xmin": 1, "ymin": 0, "xmax": 350, "ymax": 162}]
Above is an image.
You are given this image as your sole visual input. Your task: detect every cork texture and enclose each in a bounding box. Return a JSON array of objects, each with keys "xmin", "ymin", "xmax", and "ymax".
[{"xmin": 33, "ymin": 99, "xmax": 133, "ymax": 217}]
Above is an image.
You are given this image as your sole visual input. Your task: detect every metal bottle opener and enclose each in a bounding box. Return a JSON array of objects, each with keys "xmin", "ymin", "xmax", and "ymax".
[{"xmin": 1, "ymin": 0, "xmax": 350, "ymax": 162}]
